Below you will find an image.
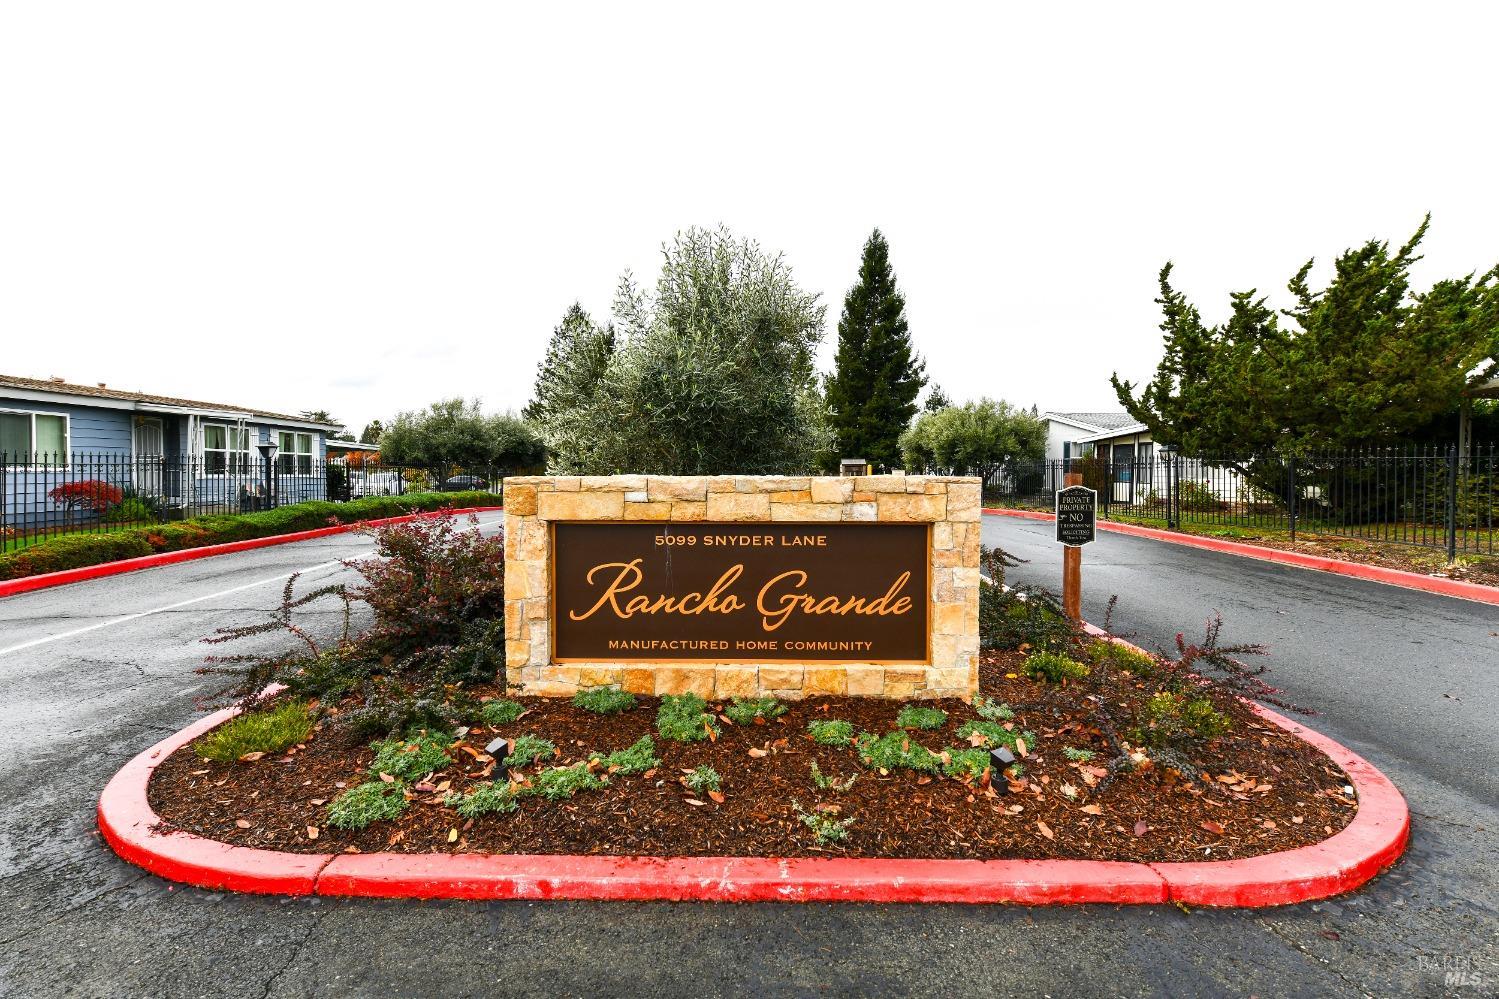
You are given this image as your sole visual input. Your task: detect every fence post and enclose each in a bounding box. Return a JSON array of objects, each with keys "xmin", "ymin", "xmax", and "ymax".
[
  {"xmin": 1288, "ymin": 453, "xmax": 1297, "ymax": 542},
  {"xmin": 1445, "ymin": 445, "xmax": 1459, "ymax": 563}
]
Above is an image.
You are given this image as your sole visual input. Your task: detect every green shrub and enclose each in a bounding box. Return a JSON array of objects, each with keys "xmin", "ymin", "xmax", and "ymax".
[
  {"xmin": 724, "ymin": 696, "xmax": 786, "ymax": 725},
  {"xmin": 656, "ymin": 692, "xmax": 721, "ymax": 742},
  {"xmin": 955, "ymin": 720, "xmax": 1034, "ymax": 753},
  {"xmin": 1135, "ymin": 692, "xmax": 1232, "ymax": 746},
  {"xmin": 683, "ymin": 766, "xmax": 722, "ymax": 795},
  {"xmin": 972, "ymin": 694, "xmax": 1014, "ymax": 722},
  {"xmin": 195, "ymin": 700, "xmax": 315, "ymax": 762},
  {"xmin": 981, "ymin": 584, "xmax": 1077, "ymax": 653},
  {"xmin": 368, "ymin": 730, "xmax": 453, "ymax": 780},
  {"xmin": 806, "ymin": 719, "xmax": 855, "ymax": 746},
  {"xmin": 327, "ymin": 780, "xmax": 409, "ymax": 829},
  {"xmin": 103, "ymin": 497, "xmax": 160, "ymax": 525},
  {"xmin": 895, "ymin": 705, "xmax": 947, "ymax": 730},
  {"xmin": 854, "ymin": 731, "xmax": 943, "ymax": 773},
  {"xmin": 506, "ymin": 734, "xmax": 556, "ymax": 767},
  {"xmin": 1087, "ymin": 639, "xmax": 1158, "ymax": 676},
  {"xmin": 809, "ymin": 760, "xmax": 857, "ymax": 792},
  {"xmin": 519, "ymin": 762, "xmax": 608, "ymax": 801},
  {"xmin": 589, "ymin": 735, "xmax": 660, "ymax": 775},
  {"xmin": 793, "ymin": 800, "xmax": 854, "ymax": 845},
  {"xmin": 942, "ymin": 747, "xmax": 993, "ymax": 782},
  {"xmin": 479, "ymin": 699, "xmax": 526, "ymax": 726},
  {"xmin": 1021, "ymin": 651, "xmax": 1090, "ymax": 683},
  {"xmin": 571, "ymin": 686, "xmax": 636, "ymax": 715},
  {"xmin": 450, "ymin": 781, "xmax": 518, "ymax": 818},
  {"xmin": 0, "ymin": 490, "xmax": 503, "ymax": 581},
  {"xmin": 1063, "ymin": 746, "xmax": 1096, "ymax": 762}
]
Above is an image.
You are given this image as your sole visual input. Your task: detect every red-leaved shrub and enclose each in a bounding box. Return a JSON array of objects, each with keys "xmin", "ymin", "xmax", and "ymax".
[
  {"xmin": 348, "ymin": 511, "xmax": 506, "ymax": 655},
  {"xmin": 48, "ymin": 480, "xmax": 124, "ymax": 514}
]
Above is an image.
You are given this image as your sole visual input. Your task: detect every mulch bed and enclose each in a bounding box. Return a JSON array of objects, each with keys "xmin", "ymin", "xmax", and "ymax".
[{"xmin": 148, "ymin": 650, "xmax": 1358, "ymax": 863}]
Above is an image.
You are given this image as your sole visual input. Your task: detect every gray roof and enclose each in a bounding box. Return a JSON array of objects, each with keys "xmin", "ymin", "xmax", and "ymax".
[
  {"xmin": 1046, "ymin": 411, "xmax": 1136, "ymax": 432},
  {"xmin": 0, "ymin": 373, "xmax": 344, "ymax": 431}
]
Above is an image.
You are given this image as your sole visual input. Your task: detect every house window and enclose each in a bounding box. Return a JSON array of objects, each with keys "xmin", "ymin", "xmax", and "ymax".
[
  {"xmin": 277, "ymin": 432, "xmax": 313, "ymax": 474},
  {"xmin": 202, "ymin": 424, "xmax": 251, "ymax": 474},
  {"xmin": 0, "ymin": 410, "xmax": 69, "ymax": 461}
]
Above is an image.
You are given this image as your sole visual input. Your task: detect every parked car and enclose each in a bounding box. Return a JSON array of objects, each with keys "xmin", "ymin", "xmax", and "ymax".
[{"xmin": 440, "ymin": 474, "xmax": 488, "ymax": 492}]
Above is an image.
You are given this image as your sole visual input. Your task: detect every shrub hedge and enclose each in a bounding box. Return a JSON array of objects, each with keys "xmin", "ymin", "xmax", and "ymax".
[{"xmin": 0, "ymin": 490, "xmax": 502, "ymax": 581}]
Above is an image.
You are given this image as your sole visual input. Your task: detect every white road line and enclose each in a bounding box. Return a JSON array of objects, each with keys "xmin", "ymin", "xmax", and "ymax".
[{"xmin": 0, "ymin": 555, "xmax": 369, "ymax": 657}]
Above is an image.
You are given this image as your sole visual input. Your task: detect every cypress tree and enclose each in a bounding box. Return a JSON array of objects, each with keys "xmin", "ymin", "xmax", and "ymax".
[{"xmin": 826, "ymin": 229, "xmax": 926, "ymax": 468}]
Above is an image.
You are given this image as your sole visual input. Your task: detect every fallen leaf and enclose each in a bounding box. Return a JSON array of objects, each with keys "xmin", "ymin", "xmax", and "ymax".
[
  {"xmin": 707, "ymin": 790, "xmax": 725, "ymax": 804},
  {"xmin": 705, "ymin": 721, "xmax": 718, "ymax": 743},
  {"xmin": 1014, "ymin": 737, "xmax": 1028, "ymax": 758},
  {"xmin": 237, "ymin": 751, "xmax": 265, "ymax": 762},
  {"xmin": 1081, "ymin": 804, "xmax": 1103, "ymax": 816},
  {"xmin": 1291, "ymin": 815, "xmax": 1304, "ymax": 824},
  {"xmin": 1201, "ymin": 820, "xmax": 1226, "ymax": 836},
  {"xmin": 310, "ymin": 798, "xmax": 326, "ymax": 806},
  {"xmin": 1261, "ymin": 820, "xmax": 1277, "ymax": 830},
  {"xmin": 916, "ymin": 776, "xmax": 932, "ymax": 785},
  {"xmin": 378, "ymin": 773, "xmax": 396, "ymax": 783},
  {"xmin": 1037, "ymin": 820, "xmax": 1055, "ymax": 841},
  {"xmin": 306, "ymin": 826, "xmax": 319, "ymax": 840},
  {"xmin": 967, "ymin": 731, "xmax": 989, "ymax": 747},
  {"xmin": 447, "ymin": 827, "xmax": 458, "ymax": 843},
  {"xmin": 683, "ymin": 798, "xmax": 705, "ymax": 807},
  {"xmin": 1133, "ymin": 820, "xmax": 1149, "ymax": 837},
  {"xmin": 234, "ymin": 819, "xmax": 251, "ymax": 829},
  {"xmin": 748, "ymin": 747, "xmax": 769, "ymax": 758},
  {"xmin": 641, "ymin": 768, "xmax": 657, "ymax": 779}
]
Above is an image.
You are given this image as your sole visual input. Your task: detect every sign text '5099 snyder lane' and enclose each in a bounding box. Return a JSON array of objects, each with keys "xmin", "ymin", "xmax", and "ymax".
[{"xmin": 551, "ymin": 522, "xmax": 930, "ymax": 663}]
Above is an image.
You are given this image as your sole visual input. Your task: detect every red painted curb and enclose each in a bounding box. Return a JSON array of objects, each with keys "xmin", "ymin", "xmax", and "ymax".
[
  {"xmin": 99, "ymin": 680, "xmax": 1408, "ymax": 906},
  {"xmin": 316, "ymin": 853, "xmax": 1165, "ymax": 904},
  {"xmin": 982, "ymin": 507, "xmax": 1499, "ymax": 607},
  {"xmin": 0, "ymin": 506, "xmax": 503, "ymax": 599},
  {"xmin": 1077, "ymin": 625, "xmax": 1410, "ymax": 906},
  {"xmin": 97, "ymin": 686, "xmax": 333, "ymax": 896}
]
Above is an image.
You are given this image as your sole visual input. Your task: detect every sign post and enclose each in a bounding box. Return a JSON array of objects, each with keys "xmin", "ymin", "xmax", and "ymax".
[{"xmin": 1055, "ymin": 474, "xmax": 1096, "ymax": 621}]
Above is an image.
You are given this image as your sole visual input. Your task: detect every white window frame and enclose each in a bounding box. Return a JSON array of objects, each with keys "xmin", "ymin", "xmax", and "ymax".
[
  {"xmin": 277, "ymin": 431, "xmax": 314, "ymax": 475},
  {"xmin": 0, "ymin": 408, "xmax": 71, "ymax": 466},
  {"xmin": 200, "ymin": 422, "xmax": 252, "ymax": 476}
]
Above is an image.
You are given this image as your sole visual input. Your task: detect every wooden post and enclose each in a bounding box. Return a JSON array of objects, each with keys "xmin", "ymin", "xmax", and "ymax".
[{"xmin": 1062, "ymin": 472, "xmax": 1082, "ymax": 621}]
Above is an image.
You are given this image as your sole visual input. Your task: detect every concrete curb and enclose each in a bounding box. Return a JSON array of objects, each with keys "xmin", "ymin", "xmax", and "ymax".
[
  {"xmin": 98, "ymin": 683, "xmax": 1408, "ymax": 906},
  {"xmin": 983, "ymin": 507, "xmax": 1499, "ymax": 607},
  {"xmin": 0, "ymin": 506, "xmax": 504, "ymax": 599}
]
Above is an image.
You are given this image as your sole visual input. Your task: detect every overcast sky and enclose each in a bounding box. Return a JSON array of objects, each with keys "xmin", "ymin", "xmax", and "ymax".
[{"xmin": 3, "ymin": 2, "xmax": 1496, "ymax": 433}]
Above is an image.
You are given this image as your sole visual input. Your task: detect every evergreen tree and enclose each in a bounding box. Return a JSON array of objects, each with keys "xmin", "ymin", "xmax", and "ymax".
[
  {"xmin": 826, "ymin": 230, "xmax": 926, "ymax": 468},
  {"xmin": 923, "ymin": 384, "xmax": 952, "ymax": 412},
  {"xmin": 359, "ymin": 420, "xmax": 384, "ymax": 445},
  {"xmin": 1113, "ymin": 217, "xmax": 1499, "ymax": 453}
]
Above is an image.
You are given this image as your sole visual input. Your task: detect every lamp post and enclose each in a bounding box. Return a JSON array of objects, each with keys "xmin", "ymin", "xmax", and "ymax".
[{"xmin": 256, "ymin": 441, "xmax": 279, "ymax": 510}]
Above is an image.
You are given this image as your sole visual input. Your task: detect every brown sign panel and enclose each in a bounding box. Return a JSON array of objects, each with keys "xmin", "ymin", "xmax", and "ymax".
[{"xmin": 552, "ymin": 522, "xmax": 930, "ymax": 663}]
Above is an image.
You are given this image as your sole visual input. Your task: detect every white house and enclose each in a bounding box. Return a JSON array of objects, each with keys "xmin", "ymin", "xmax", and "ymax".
[{"xmin": 1038, "ymin": 412, "xmax": 1137, "ymax": 463}]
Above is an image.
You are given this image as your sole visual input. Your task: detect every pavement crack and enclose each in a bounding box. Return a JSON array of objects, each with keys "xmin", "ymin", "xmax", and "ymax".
[
  {"xmin": 0, "ymin": 872, "xmax": 148, "ymax": 947},
  {"xmin": 260, "ymin": 912, "xmax": 319, "ymax": 999},
  {"xmin": 1255, "ymin": 916, "xmax": 1368, "ymax": 995}
]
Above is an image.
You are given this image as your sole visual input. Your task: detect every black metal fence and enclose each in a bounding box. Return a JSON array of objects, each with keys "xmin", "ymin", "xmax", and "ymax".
[
  {"xmin": 1, "ymin": 452, "xmax": 504, "ymax": 550},
  {"xmin": 982, "ymin": 444, "xmax": 1497, "ymax": 558}
]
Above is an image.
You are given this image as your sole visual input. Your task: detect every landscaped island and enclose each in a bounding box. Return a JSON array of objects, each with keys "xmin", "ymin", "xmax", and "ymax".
[{"xmin": 140, "ymin": 509, "xmax": 1359, "ymax": 864}]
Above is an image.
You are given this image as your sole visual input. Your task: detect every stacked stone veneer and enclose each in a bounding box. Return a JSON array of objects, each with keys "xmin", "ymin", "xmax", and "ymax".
[{"xmin": 503, "ymin": 474, "xmax": 981, "ymax": 700}]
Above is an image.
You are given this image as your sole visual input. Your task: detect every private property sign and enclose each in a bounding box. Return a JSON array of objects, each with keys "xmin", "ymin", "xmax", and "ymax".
[
  {"xmin": 552, "ymin": 522, "xmax": 930, "ymax": 663},
  {"xmin": 1055, "ymin": 485, "xmax": 1097, "ymax": 547}
]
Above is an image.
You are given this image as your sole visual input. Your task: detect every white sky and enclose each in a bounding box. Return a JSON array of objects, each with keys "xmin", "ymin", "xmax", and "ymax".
[{"xmin": 3, "ymin": 2, "xmax": 1496, "ymax": 433}]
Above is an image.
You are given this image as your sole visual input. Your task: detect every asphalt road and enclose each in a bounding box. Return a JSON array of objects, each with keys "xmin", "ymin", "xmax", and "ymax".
[{"xmin": 0, "ymin": 511, "xmax": 1493, "ymax": 997}]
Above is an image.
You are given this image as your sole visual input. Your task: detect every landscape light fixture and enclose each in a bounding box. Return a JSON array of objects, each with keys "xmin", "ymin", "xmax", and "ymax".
[
  {"xmin": 485, "ymin": 736, "xmax": 510, "ymax": 782},
  {"xmin": 990, "ymin": 746, "xmax": 1016, "ymax": 772}
]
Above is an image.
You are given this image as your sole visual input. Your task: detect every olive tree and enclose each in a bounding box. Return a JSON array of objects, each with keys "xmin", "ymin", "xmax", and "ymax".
[
  {"xmin": 900, "ymin": 399, "xmax": 1046, "ymax": 481},
  {"xmin": 530, "ymin": 226, "xmax": 831, "ymax": 474}
]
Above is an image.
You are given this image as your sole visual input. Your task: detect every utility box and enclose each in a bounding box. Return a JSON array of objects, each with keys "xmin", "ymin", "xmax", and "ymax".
[{"xmin": 839, "ymin": 458, "xmax": 870, "ymax": 477}]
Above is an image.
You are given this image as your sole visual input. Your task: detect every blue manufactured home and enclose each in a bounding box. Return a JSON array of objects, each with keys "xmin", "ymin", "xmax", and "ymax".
[{"xmin": 1, "ymin": 373, "xmax": 344, "ymax": 536}]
